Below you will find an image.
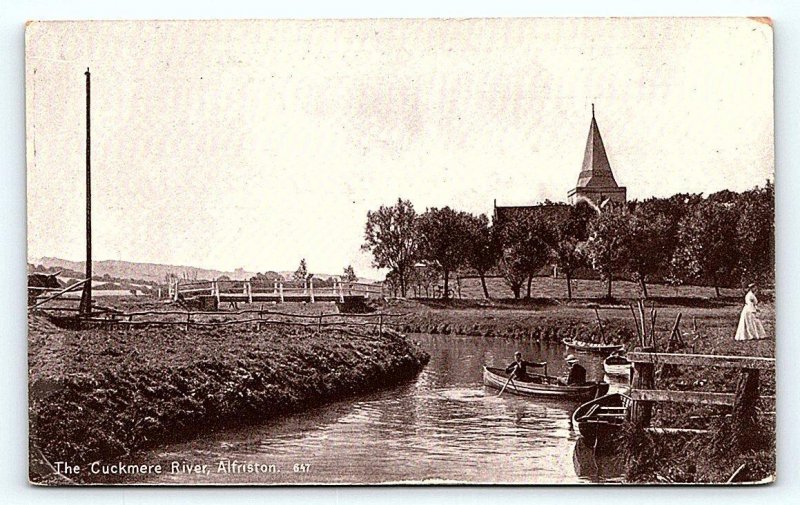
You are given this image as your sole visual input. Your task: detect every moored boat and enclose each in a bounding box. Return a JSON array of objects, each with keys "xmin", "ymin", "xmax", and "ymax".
[
  {"xmin": 562, "ymin": 337, "xmax": 623, "ymax": 354},
  {"xmin": 572, "ymin": 393, "xmax": 631, "ymax": 449},
  {"xmin": 483, "ymin": 366, "xmax": 609, "ymax": 400},
  {"xmin": 603, "ymin": 354, "xmax": 632, "ymax": 378}
]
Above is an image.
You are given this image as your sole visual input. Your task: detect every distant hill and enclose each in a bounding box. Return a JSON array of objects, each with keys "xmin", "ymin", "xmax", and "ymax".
[
  {"xmin": 31, "ymin": 257, "xmax": 258, "ymax": 283},
  {"xmin": 30, "ymin": 257, "xmax": 379, "ymax": 284}
]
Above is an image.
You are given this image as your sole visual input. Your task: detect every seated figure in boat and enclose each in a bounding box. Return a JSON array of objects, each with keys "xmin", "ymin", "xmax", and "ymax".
[
  {"xmin": 505, "ymin": 352, "xmax": 546, "ymax": 382},
  {"xmin": 559, "ymin": 355, "xmax": 587, "ymax": 386}
]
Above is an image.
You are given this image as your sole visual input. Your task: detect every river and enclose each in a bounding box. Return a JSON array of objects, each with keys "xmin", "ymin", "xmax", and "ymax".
[{"xmin": 109, "ymin": 334, "xmax": 628, "ymax": 484}]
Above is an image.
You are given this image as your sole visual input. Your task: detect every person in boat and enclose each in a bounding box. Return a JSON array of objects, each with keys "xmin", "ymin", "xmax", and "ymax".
[
  {"xmin": 735, "ymin": 282, "xmax": 767, "ymax": 341},
  {"xmin": 505, "ymin": 352, "xmax": 546, "ymax": 382},
  {"xmin": 559, "ymin": 354, "xmax": 587, "ymax": 386}
]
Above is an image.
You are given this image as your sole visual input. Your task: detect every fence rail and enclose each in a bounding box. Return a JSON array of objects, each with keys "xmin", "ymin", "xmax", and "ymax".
[{"xmin": 627, "ymin": 352, "xmax": 775, "ymax": 370}]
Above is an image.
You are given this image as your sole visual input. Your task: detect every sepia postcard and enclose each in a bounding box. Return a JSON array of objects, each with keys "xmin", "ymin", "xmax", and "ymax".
[{"xmin": 25, "ymin": 18, "xmax": 775, "ymax": 485}]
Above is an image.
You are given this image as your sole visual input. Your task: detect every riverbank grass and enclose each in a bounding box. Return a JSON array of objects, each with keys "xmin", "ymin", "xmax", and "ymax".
[{"xmin": 28, "ymin": 316, "xmax": 429, "ymax": 484}]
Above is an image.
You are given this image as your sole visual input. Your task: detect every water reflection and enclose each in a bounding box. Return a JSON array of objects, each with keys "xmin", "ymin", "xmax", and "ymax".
[
  {"xmin": 572, "ymin": 440, "xmax": 626, "ymax": 483},
  {"xmin": 107, "ymin": 334, "xmax": 626, "ymax": 484}
]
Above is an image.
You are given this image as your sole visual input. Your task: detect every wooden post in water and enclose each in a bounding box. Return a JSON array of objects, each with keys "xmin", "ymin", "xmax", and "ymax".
[
  {"xmin": 593, "ymin": 307, "xmax": 606, "ymax": 344},
  {"xmin": 631, "ymin": 347, "xmax": 655, "ymax": 427}
]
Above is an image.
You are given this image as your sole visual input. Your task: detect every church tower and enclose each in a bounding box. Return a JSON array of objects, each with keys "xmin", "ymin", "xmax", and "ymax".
[{"xmin": 567, "ymin": 105, "xmax": 626, "ymax": 207}]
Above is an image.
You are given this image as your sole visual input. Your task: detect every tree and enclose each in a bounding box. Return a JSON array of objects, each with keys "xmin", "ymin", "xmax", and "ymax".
[
  {"xmin": 362, "ymin": 198, "xmax": 418, "ymax": 297},
  {"xmin": 342, "ymin": 265, "xmax": 358, "ymax": 283},
  {"xmin": 464, "ymin": 213, "xmax": 502, "ymax": 299},
  {"xmin": 737, "ymin": 181, "xmax": 774, "ymax": 285},
  {"xmin": 416, "ymin": 207, "xmax": 472, "ymax": 300},
  {"xmin": 583, "ymin": 207, "xmax": 631, "ymax": 299},
  {"xmin": 409, "ymin": 263, "xmax": 441, "ymax": 298},
  {"xmin": 630, "ymin": 193, "xmax": 702, "ymax": 290},
  {"xmin": 550, "ymin": 201, "xmax": 595, "ymax": 300},
  {"xmin": 671, "ymin": 200, "xmax": 740, "ymax": 297},
  {"xmin": 626, "ymin": 208, "xmax": 672, "ymax": 298},
  {"xmin": 497, "ymin": 213, "xmax": 553, "ymax": 299},
  {"xmin": 293, "ymin": 258, "xmax": 308, "ymax": 281}
]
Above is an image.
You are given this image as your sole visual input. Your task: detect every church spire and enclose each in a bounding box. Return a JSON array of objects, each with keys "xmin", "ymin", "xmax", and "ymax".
[
  {"xmin": 576, "ymin": 106, "xmax": 617, "ymax": 188},
  {"xmin": 567, "ymin": 106, "xmax": 627, "ymax": 206}
]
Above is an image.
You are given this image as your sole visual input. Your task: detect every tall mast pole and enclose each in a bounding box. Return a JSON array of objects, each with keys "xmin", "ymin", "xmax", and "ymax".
[{"xmin": 79, "ymin": 68, "xmax": 92, "ymax": 315}]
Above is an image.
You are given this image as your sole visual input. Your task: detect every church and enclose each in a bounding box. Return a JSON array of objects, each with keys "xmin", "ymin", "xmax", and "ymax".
[{"xmin": 494, "ymin": 106, "xmax": 626, "ymax": 225}]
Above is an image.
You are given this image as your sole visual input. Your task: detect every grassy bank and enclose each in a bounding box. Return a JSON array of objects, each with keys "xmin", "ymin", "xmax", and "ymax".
[
  {"xmin": 388, "ymin": 297, "xmax": 774, "ymax": 357},
  {"xmin": 28, "ymin": 315, "xmax": 429, "ymax": 484}
]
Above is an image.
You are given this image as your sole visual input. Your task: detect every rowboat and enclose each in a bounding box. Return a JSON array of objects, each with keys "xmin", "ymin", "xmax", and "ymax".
[
  {"xmin": 572, "ymin": 393, "xmax": 631, "ymax": 449},
  {"xmin": 562, "ymin": 337, "xmax": 623, "ymax": 354},
  {"xmin": 483, "ymin": 366, "xmax": 609, "ymax": 400},
  {"xmin": 603, "ymin": 354, "xmax": 632, "ymax": 378}
]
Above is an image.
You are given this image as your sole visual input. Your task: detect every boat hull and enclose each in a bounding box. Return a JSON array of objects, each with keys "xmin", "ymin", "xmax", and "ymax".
[
  {"xmin": 603, "ymin": 363, "xmax": 632, "ymax": 378},
  {"xmin": 572, "ymin": 393, "xmax": 630, "ymax": 450},
  {"xmin": 562, "ymin": 338, "xmax": 623, "ymax": 354},
  {"xmin": 483, "ymin": 367, "xmax": 607, "ymax": 400}
]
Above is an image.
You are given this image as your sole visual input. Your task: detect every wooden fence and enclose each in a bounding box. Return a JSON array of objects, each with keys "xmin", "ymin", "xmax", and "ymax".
[
  {"xmin": 627, "ymin": 350, "xmax": 775, "ymax": 431},
  {"xmin": 42, "ymin": 306, "xmax": 405, "ymax": 336}
]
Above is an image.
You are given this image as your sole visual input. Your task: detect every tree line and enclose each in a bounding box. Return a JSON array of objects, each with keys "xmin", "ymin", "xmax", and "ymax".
[{"xmin": 361, "ymin": 181, "xmax": 773, "ymax": 300}]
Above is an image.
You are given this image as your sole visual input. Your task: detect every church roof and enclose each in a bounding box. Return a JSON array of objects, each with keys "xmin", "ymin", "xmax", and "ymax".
[
  {"xmin": 576, "ymin": 107, "xmax": 620, "ymax": 189},
  {"xmin": 493, "ymin": 202, "xmax": 570, "ymax": 226}
]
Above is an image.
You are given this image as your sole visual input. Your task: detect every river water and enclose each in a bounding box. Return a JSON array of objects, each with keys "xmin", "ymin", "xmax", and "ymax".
[{"xmin": 114, "ymin": 334, "xmax": 628, "ymax": 485}]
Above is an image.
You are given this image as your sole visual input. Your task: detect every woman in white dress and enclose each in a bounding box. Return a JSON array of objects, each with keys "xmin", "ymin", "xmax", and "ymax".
[{"xmin": 735, "ymin": 283, "xmax": 767, "ymax": 341}]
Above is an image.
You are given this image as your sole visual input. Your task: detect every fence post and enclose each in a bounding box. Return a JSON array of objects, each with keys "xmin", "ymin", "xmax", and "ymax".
[
  {"xmin": 279, "ymin": 282, "xmax": 284, "ymax": 303},
  {"xmin": 186, "ymin": 312, "xmax": 191, "ymax": 332},
  {"xmin": 631, "ymin": 347, "xmax": 655, "ymax": 427},
  {"xmin": 731, "ymin": 368, "xmax": 760, "ymax": 448},
  {"xmin": 318, "ymin": 313, "xmax": 322, "ymax": 333},
  {"xmin": 379, "ymin": 312, "xmax": 384, "ymax": 337},
  {"xmin": 310, "ymin": 277, "xmax": 315, "ymax": 303},
  {"xmin": 214, "ymin": 281, "xmax": 220, "ymax": 305},
  {"xmin": 246, "ymin": 282, "xmax": 252, "ymax": 304},
  {"xmin": 273, "ymin": 280, "xmax": 277, "ymax": 295},
  {"xmin": 339, "ymin": 280, "xmax": 345, "ymax": 303}
]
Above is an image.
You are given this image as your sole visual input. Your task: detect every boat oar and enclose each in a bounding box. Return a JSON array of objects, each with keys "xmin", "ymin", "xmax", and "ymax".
[{"xmin": 498, "ymin": 365, "xmax": 518, "ymax": 397}]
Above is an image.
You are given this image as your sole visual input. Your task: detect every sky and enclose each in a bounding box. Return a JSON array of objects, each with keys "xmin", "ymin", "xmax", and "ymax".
[{"xmin": 25, "ymin": 18, "xmax": 774, "ymax": 278}]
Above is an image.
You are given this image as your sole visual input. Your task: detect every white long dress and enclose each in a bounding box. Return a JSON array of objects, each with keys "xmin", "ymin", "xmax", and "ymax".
[{"xmin": 735, "ymin": 290, "xmax": 767, "ymax": 341}]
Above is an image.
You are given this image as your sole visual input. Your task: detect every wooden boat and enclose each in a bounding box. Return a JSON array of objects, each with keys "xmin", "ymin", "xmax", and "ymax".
[
  {"xmin": 603, "ymin": 354, "xmax": 632, "ymax": 378},
  {"xmin": 483, "ymin": 366, "xmax": 609, "ymax": 400},
  {"xmin": 572, "ymin": 393, "xmax": 631, "ymax": 449},
  {"xmin": 562, "ymin": 337, "xmax": 623, "ymax": 354}
]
